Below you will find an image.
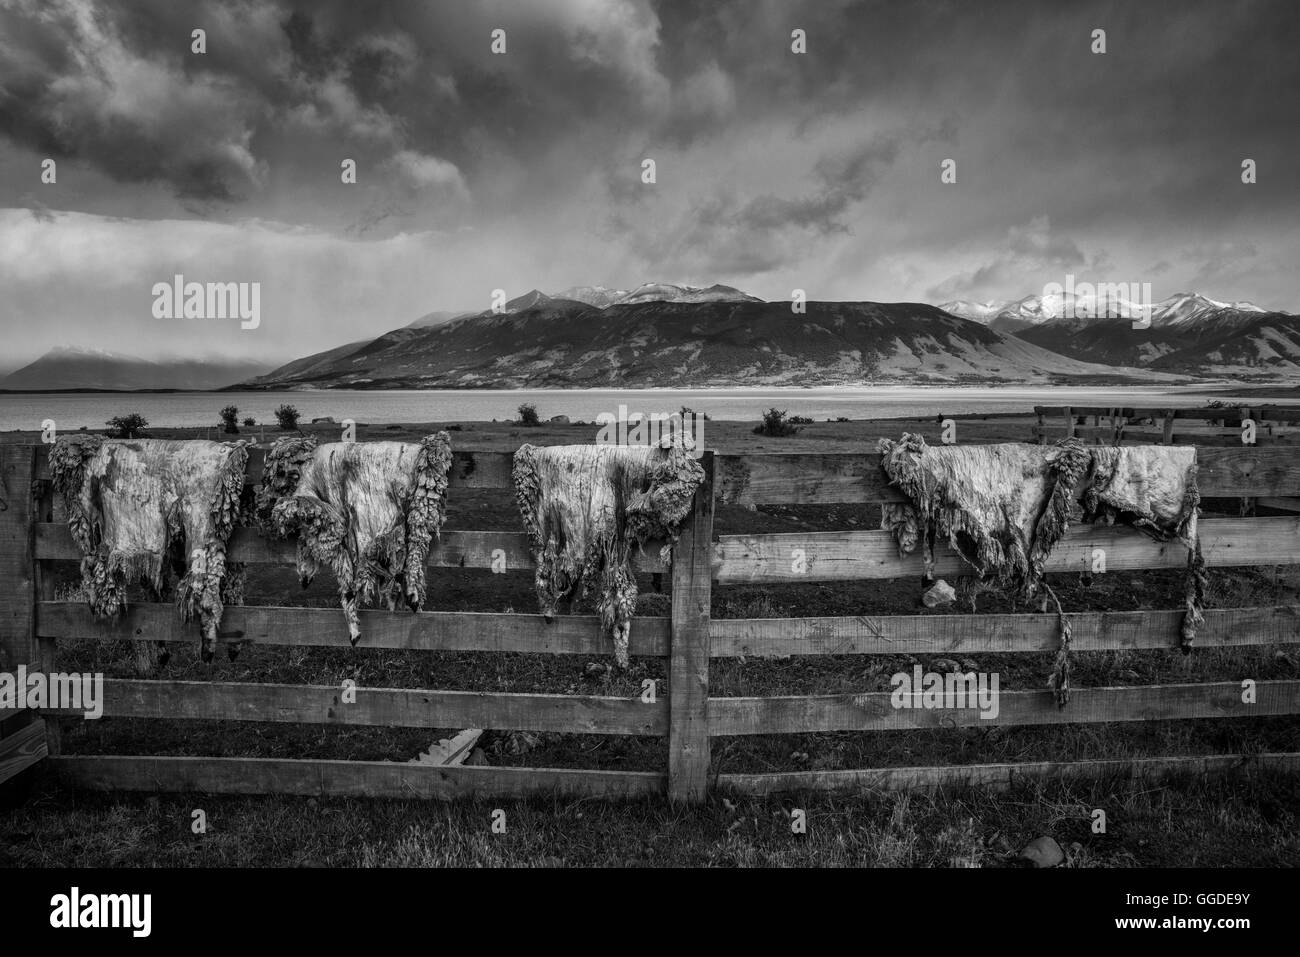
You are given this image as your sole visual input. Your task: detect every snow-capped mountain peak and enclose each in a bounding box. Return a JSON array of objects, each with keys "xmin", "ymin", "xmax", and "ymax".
[
  {"xmin": 542, "ymin": 282, "xmax": 763, "ymax": 308},
  {"xmin": 942, "ymin": 289, "xmax": 1276, "ymax": 332},
  {"xmin": 611, "ymin": 282, "xmax": 762, "ymax": 306},
  {"xmin": 1155, "ymin": 292, "xmax": 1266, "ymax": 326},
  {"xmin": 551, "ymin": 285, "xmax": 627, "ymax": 308}
]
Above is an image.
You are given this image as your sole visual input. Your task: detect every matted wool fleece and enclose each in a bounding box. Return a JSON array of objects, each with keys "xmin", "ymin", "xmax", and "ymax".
[
  {"xmin": 258, "ymin": 433, "xmax": 454, "ymax": 645},
  {"xmin": 876, "ymin": 434, "xmax": 1205, "ymax": 705},
  {"xmin": 512, "ymin": 435, "xmax": 705, "ymax": 667},
  {"xmin": 48, "ymin": 436, "xmax": 249, "ymax": 661}
]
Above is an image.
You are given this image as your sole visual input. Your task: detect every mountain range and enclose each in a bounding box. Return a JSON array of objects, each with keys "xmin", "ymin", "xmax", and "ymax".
[
  {"xmin": 939, "ymin": 291, "xmax": 1268, "ymax": 333},
  {"xmin": 0, "ymin": 347, "xmax": 271, "ymax": 392},
  {"xmin": 236, "ymin": 296, "xmax": 1165, "ymax": 391},
  {"xmin": 5, "ymin": 284, "xmax": 1293, "ymax": 391},
  {"xmin": 940, "ymin": 292, "xmax": 1299, "ymax": 373}
]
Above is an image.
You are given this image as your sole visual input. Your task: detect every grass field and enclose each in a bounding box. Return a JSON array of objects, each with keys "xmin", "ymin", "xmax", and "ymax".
[{"xmin": 3, "ymin": 410, "xmax": 1298, "ymax": 867}]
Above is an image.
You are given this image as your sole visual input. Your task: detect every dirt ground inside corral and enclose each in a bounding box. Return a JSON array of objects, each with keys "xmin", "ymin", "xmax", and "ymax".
[{"xmin": 3, "ymin": 411, "xmax": 1298, "ymax": 867}]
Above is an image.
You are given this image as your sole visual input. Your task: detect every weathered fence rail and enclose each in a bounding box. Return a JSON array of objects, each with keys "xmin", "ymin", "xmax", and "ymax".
[
  {"xmin": 1033, "ymin": 405, "xmax": 1300, "ymax": 446},
  {"xmin": 3, "ymin": 441, "xmax": 1300, "ymax": 803}
]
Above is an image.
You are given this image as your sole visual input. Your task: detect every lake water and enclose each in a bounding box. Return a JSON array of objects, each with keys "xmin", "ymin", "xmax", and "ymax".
[{"xmin": 0, "ymin": 384, "xmax": 1282, "ymax": 432}]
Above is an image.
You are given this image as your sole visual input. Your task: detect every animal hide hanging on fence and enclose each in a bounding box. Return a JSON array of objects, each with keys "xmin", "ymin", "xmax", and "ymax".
[
  {"xmin": 258, "ymin": 433, "xmax": 454, "ymax": 645},
  {"xmin": 877, "ymin": 435, "xmax": 1092, "ymax": 600},
  {"xmin": 876, "ymin": 434, "xmax": 1205, "ymax": 706},
  {"xmin": 1082, "ymin": 445, "xmax": 1207, "ymax": 648},
  {"xmin": 48, "ymin": 436, "xmax": 250, "ymax": 662},
  {"xmin": 512, "ymin": 435, "xmax": 706, "ymax": 667}
]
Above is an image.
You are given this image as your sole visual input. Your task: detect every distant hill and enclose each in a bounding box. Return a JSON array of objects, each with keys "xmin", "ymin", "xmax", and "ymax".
[
  {"xmin": 937, "ymin": 291, "xmax": 1296, "ymax": 376},
  {"xmin": 236, "ymin": 298, "xmax": 1173, "ymax": 390},
  {"xmin": 1015, "ymin": 310, "xmax": 1300, "ymax": 374},
  {"xmin": 1, "ymin": 347, "xmax": 272, "ymax": 391}
]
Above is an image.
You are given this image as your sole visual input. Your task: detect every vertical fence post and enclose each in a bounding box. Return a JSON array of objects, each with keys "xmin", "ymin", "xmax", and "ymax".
[
  {"xmin": 32, "ymin": 450, "xmax": 61, "ymax": 755},
  {"xmin": 0, "ymin": 445, "xmax": 42, "ymax": 784},
  {"xmin": 0, "ymin": 445, "xmax": 37, "ymax": 673},
  {"xmin": 668, "ymin": 451, "xmax": 714, "ymax": 804}
]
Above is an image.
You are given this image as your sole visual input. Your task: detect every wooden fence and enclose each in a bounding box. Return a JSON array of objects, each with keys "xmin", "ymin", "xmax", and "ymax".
[
  {"xmin": 1033, "ymin": 405, "xmax": 1300, "ymax": 446},
  {"xmin": 2, "ymin": 440, "xmax": 1299, "ymax": 803}
]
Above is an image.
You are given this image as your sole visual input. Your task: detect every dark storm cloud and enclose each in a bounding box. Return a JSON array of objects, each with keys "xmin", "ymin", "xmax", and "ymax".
[
  {"xmin": 5, "ymin": 0, "xmax": 1297, "ymax": 220},
  {"xmin": 742, "ymin": 140, "xmax": 903, "ymax": 235},
  {"xmin": 601, "ymin": 137, "xmax": 905, "ymax": 276},
  {"xmin": 0, "ymin": 0, "xmax": 1297, "ymax": 365}
]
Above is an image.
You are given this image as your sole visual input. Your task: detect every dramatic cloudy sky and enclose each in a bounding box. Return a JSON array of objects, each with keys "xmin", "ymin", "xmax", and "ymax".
[{"xmin": 1, "ymin": 0, "xmax": 1297, "ymax": 369}]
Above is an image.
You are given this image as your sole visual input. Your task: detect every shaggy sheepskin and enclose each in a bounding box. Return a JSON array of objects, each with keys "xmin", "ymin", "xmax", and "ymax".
[
  {"xmin": 1083, "ymin": 445, "xmax": 1206, "ymax": 648},
  {"xmin": 877, "ymin": 434, "xmax": 1204, "ymax": 705},
  {"xmin": 48, "ymin": 436, "xmax": 249, "ymax": 662},
  {"xmin": 257, "ymin": 433, "xmax": 453, "ymax": 645},
  {"xmin": 513, "ymin": 434, "xmax": 705, "ymax": 667}
]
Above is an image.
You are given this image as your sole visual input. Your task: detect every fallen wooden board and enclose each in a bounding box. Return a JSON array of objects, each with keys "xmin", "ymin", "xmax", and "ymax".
[
  {"xmin": 409, "ymin": 728, "xmax": 483, "ymax": 767},
  {"xmin": 0, "ymin": 718, "xmax": 47, "ymax": 787}
]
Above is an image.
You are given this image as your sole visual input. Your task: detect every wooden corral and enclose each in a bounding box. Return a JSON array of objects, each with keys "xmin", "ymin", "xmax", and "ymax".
[
  {"xmin": 2, "ymin": 440, "xmax": 1299, "ymax": 803},
  {"xmin": 1033, "ymin": 405, "xmax": 1300, "ymax": 447}
]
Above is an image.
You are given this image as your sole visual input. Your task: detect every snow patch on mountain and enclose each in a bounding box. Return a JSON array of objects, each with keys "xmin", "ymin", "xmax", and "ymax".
[{"xmin": 611, "ymin": 282, "xmax": 762, "ymax": 305}]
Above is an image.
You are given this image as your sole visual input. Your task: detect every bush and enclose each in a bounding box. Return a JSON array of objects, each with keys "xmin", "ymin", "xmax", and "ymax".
[
  {"xmin": 219, "ymin": 405, "xmax": 240, "ymax": 434},
  {"xmin": 242, "ymin": 417, "xmax": 256, "ymax": 427},
  {"xmin": 861, "ymin": 351, "xmax": 882, "ymax": 380},
  {"xmin": 788, "ymin": 415, "xmax": 813, "ymax": 425},
  {"xmin": 517, "ymin": 403, "xmax": 540, "ymax": 427},
  {"xmin": 753, "ymin": 408, "xmax": 801, "ymax": 437},
  {"xmin": 105, "ymin": 412, "xmax": 148, "ymax": 439},
  {"xmin": 274, "ymin": 404, "xmax": 300, "ymax": 431}
]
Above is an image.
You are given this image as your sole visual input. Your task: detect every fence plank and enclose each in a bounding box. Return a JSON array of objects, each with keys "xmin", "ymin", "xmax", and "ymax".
[
  {"xmin": 713, "ymin": 447, "xmax": 1300, "ymax": 505},
  {"xmin": 716, "ymin": 453, "xmax": 904, "ymax": 505},
  {"xmin": 38, "ymin": 516, "xmax": 1300, "ymax": 583},
  {"xmin": 668, "ymin": 453, "xmax": 715, "ymax": 804},
  {"xmin": 712, "ymin": 516, "xmax": 1300, "ymax": 583},
  {"xmin": 710, "ymin": 605, "xmax": 1300, "ymax": 657},
  {"xmin": 49, "ymin": 755, "xmax": 663, "ymax": 800},
  {"xmin": 37, "ymin": 602, "xmax": 671, "ymax": 656},
  {"xmin": 1034, "ymin": 406, "xmax": 1300, "ymax": 423},
  {"xmin": 709, "ymin": 679, "xmax": 1300, "ymax": 735},
  {"xmin": 29, "ymin": 445, "xmax": 1300, "ymax": 507},
  {"xmin": 719, "ymin": 752, "xmax": 1300, "ymax": 796},
  {"xmin": 35, "ymin": 524, "xmax": 669, "ymax": 573},
  {"xmin": 34, "ymin": 447, "xmax": 518, "ymax": 489},
  {"xmin": 47, "ymin": 679, "xmax": 667, "ymax": 735}
]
